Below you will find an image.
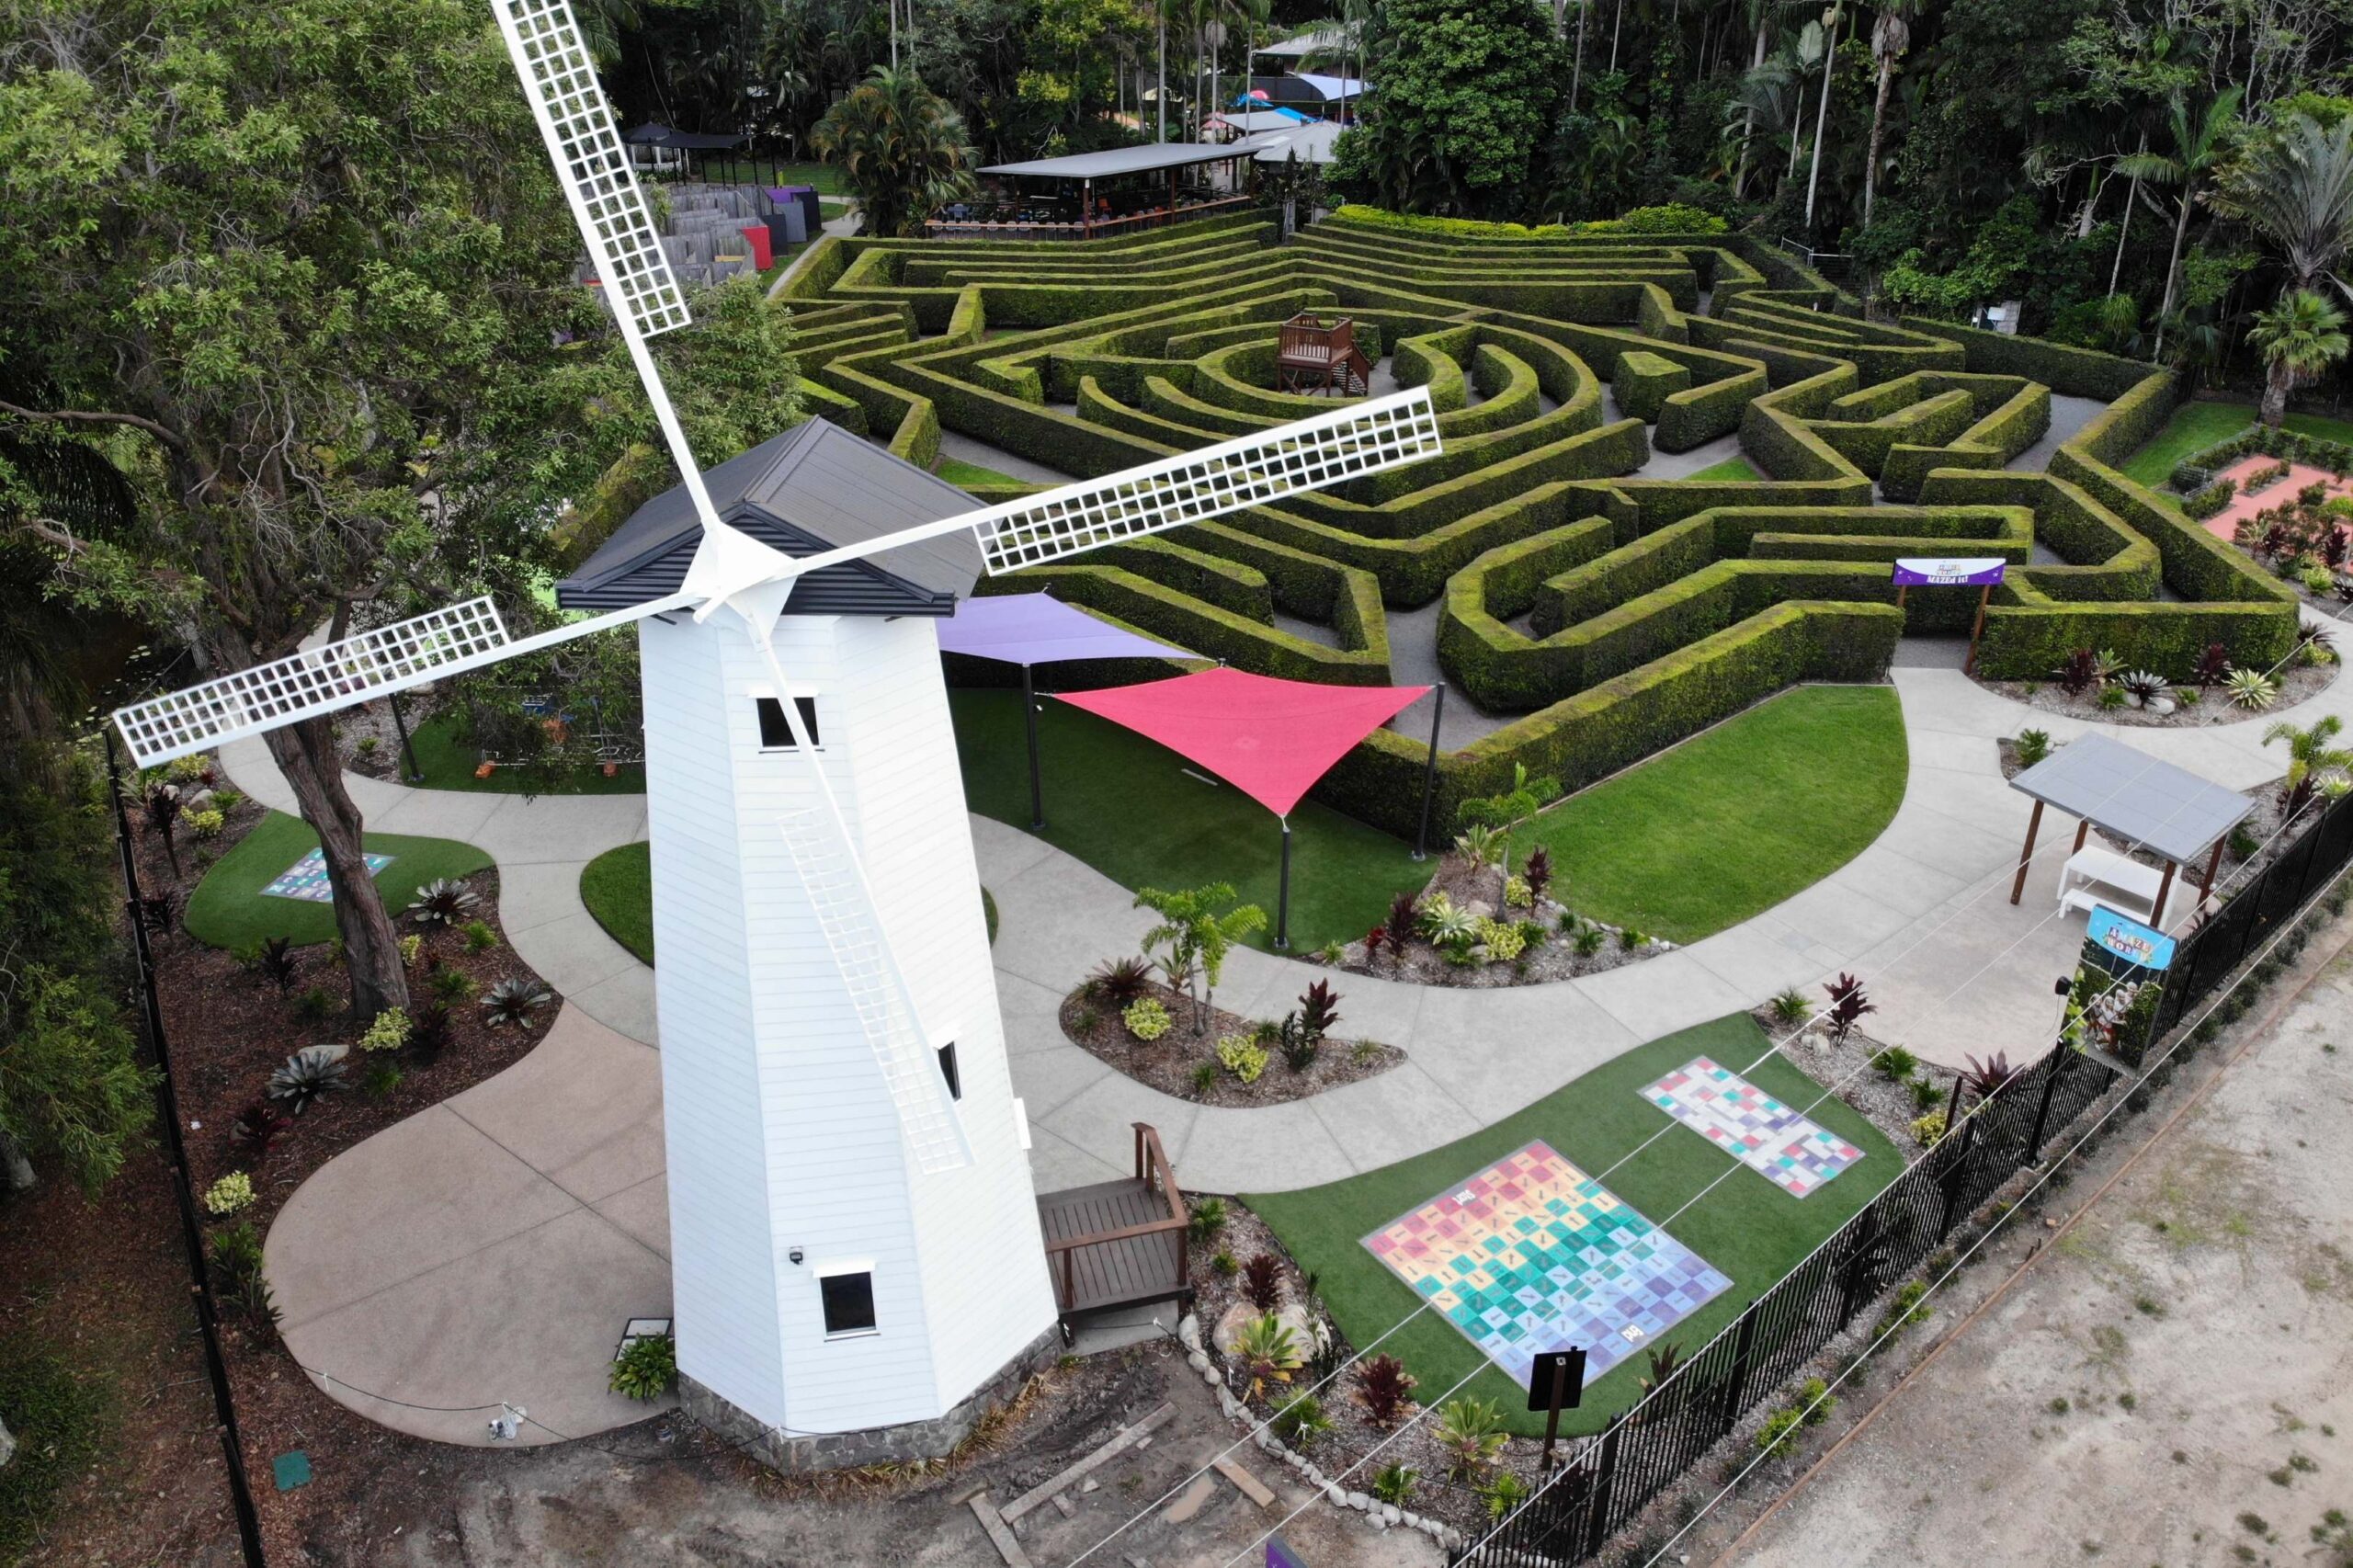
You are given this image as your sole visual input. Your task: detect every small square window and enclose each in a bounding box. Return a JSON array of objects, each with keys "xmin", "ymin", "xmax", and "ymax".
[
  {"xmin": 756, "ymin": 695, "xmax": 821, "ymax": 750},
  {"xmin": 820, "ymin": 1271, "xmax": 877, "ymax": 1337},
  {"xmin": 938, "ymin": 1041, "xmax": 961, "ymax": 1100}
]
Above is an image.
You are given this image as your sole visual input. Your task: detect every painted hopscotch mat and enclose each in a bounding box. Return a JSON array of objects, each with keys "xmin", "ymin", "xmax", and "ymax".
[
  {"xmin": 1361, "ymin": 1140, "xmax": 1733, "ymax": 1389},
  {"xmin": 1640, "ymin": 1056, "xmax": 1864, "ymax": 1199},
  {"xmin": 262, "ymin": 848, "xmax": 392, "ymax": 903}
]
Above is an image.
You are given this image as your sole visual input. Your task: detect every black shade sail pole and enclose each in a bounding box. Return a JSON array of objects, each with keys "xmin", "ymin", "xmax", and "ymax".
[
  {"xmin": 1413, "ymin": 682, "xmax": 1447, "ymax": 860},
  {"xmin": 1023, "ymin": 662, "xmax": 1045, "ymax": 830},
  {"xmin": 1275, "ymin": 815, "xmax": 1293, "ymax": 949}
]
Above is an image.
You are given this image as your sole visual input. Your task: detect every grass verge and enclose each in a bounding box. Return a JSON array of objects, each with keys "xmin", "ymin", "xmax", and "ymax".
[
  {"xmin": 2121, "ymin": 399, "xmax": 2353, "ymax": 495},
  {"xmin": 0, "ymin": 1344, "xmax": 113, "ymax": 1558},
  {"xmin": 184, "ymin": 812, "xmax": 493, "ymax": 950},
  {"xmin": 1248, "ymin": 1013, "xmax": 1900, "ymax": 1437},
  {"xmin": 580, "ymin": 841, "xmax": 654, "ymax": 964}
]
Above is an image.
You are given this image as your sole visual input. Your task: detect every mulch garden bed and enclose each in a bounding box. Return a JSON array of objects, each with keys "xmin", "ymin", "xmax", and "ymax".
[
  {"xmin": 124, "ymin": 753, "xmax": 563, "ymax": 1562},
  {"xmin": 1184, "ymin": 1198, "xmax": 1546, "ymax": 1540},
  {"xmin": 1060, "ymin": 979, "xmax": 1404, "ymax": 1107},
  {"xmin": 1319, "ymin": 853, "xmax": 1672, "ymax": 990},
  {"xmin": 1759, "ymin": 1011, "xmax": 1947, "ymax": 1150},
  {"xmin": 1976, "ymin": 656, "xmax": 2336, "ymax": 728}
]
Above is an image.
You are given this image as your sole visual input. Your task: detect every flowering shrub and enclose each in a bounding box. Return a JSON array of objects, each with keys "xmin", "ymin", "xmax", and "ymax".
[
  {"xmin": 1122, "ymin": 996, "xmax": 1173, "ymax": 1040},
  {"xmin": 184, "ymin": 807, "xmax": 226, "ymax": 840},
  {"xmin": 1910, "ymin": 1109, "xmax": 1948, "ymax": 1146},
  {"xmin": 203, "ymin": 1171, "xmax": 256, "ymax": 1216},
  {"xmin": 1216, "ymin": 1034, "xmax": 1269, "ymax": 1084},
  {"xmin": 358, "ymin": 1007, "xmax": 411, "ymax": 1053}
]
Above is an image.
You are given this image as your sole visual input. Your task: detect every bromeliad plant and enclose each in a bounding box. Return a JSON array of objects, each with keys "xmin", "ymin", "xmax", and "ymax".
[
  {"xmin": 479, "ymin": 976, "xmax": 552, "ymax": 1028},
  {"xmin": 1231, "ymin": 1313, "xmax": 1302, "ymax": 1402},
  {"xmin": 268, "ymin": 1045, "xmax": 348, "ymax": 1114},
  {"xmin": 407, "ymin": 877, "xmax": 480, "ymax": 926}
]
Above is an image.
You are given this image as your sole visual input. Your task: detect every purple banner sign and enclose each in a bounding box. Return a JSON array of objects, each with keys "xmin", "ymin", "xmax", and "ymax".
[{"xmin": 1892, "ymin": 556, "xmax": 2006, "ymax": 587}]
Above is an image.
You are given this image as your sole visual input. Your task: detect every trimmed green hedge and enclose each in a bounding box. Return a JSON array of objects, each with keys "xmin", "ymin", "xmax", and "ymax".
[{"xmin": 1615, "ymin": 350, "xmax": 1690, "ymax": 424}]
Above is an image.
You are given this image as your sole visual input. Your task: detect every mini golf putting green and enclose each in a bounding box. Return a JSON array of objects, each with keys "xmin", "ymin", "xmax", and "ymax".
[
  {"xmin": 184, "ymin": 811, "xmax": 493, "ymax": 950},
  {"xmin": 1247, "ymin": 1013, "xmax": 1899, "ymax": 1437}
]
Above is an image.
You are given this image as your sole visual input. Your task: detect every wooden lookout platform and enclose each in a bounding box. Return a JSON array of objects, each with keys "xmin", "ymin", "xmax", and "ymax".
[
  {"xmin": 1036, "ymin": 1123, "xmax": 1193, "ymax": 1343},
  {"xmin": 1276, "ymin": 312, "xmax": 1372, "ymax": 396}
]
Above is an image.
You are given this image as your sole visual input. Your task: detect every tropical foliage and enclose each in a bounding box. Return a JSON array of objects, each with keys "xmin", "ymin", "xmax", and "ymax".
[{"xmin": 812, "ymin": 66, "xmax": 981, "ymax": 237}]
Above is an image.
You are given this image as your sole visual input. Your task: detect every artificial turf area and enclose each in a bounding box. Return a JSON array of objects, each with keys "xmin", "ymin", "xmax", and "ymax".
[
  {"xmin": 2120, "ymin": 399, "xmax": 2353, "ymax": 494},
  {"xmin": 1246, "ymin": 1013, "xmax": 1900, "ymax": 1437},
  {"xmin": 951, "ymin": 687, "xmax": 1433, "ymax": 951},
  {"xmin": 183, "ymin": 811, "xmax": 493, "ymax": 950},
  {"xmin": 1508, "ymin": 686, "xmax": 1906, "ymax": 944},
  {"xmin": 579, "ymin": 841, "xmax": 655, "ymax": 963},
  {"xmin": 402, "ymin": 713, "xmax": 648, "ymax": 795},
  {"xmin": 935, "ymin": 455, "xmax": 1024, "ymax": 489}
]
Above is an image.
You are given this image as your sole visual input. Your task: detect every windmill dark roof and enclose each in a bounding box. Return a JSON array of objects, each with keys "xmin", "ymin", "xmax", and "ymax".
[{"xmin": 553, "ymin": 418, "xmax": 986, "ymax": 617}]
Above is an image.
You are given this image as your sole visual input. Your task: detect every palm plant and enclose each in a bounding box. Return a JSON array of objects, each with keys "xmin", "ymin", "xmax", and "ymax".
[
  {"xmin": 2217, "ymin": 113, "xmax": 2353, "ymax": 299},
  {"xmin": 811, "ymin": 67, "xmax": 979, "ymax": 238},
  {"xmin": 1133, "ymin": 882, "xmax": 1267, "ymax": 1034},
  {"xmin": 2247, "ymin": 290, "xmax": 2351, "ymax": 428},
  {"xmin": 2265, "ymin": 714, "xmax": 2353, "ymax": 817},
  {"xmin": 2117, "ymin": 86, "xmax": 2244, "ymax": 357}
]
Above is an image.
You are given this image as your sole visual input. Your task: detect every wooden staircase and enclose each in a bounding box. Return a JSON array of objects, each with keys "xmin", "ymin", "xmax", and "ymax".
[
  {"xmin": 1035, "ymin": 1123, "xmax": 1192, "ymax": 1344},
  {"xmin": 1276, "ymin": 312, "xmax": 1371, "ymax": 396}
]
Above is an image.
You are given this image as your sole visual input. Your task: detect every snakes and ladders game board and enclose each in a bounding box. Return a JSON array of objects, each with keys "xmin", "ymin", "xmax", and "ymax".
[
  {"xmin": 1639, "ymin": 1056, "xmax": 1864, "ymax": 1199},
  {"xmin": 261, "ymin": 847, "xmax": 392, "ymax": 903},
  {"xmin": 1360, "ymin": 1141, "xmax": 1733, "ymax": 1388}
]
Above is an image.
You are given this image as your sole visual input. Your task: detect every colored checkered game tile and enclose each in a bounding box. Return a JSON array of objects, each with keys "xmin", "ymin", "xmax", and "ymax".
[
  {"xmin": 1640, "ymin": 1055, "xmax": 1864, "ymax": 1199},
  {"xmin": 261, "ymin": 847, "xmax": 393, "ymax": 903},
  {"xmin": 1360, "ymin": 1140, "xmax": 1732, "ymax": 1389}
]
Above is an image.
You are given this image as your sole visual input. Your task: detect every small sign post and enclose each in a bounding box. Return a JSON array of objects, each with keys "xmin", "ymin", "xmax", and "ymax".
[
  {"xmin": 1893, "ymin": 557, "xmax": 2006, "ymax": 675},
  {"xmin": 1528, "ymin": 1346, "xmax": 1586, "ymax": 1471}
]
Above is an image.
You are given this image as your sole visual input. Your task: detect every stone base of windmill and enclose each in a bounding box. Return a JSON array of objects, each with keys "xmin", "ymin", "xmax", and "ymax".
[{"xmin": 680, "ymin": 1325, "xmax": 1063, "ymax": 1474}]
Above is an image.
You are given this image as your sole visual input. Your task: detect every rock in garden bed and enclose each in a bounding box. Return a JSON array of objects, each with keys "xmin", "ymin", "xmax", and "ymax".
[
  {"xmin": 1060, "ymin": 977, "xmax": 1403, "ymax": 1107},
  {"xmin": 1183, "ymin": 1196, "xmax": 1548, "ymax": 1540},
  {"xmin": 1319, "ymin": 852, "xmax": 1672, "ymax": 989}
]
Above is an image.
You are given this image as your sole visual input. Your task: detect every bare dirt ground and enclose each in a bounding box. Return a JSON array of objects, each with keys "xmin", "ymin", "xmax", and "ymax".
[
  {"xmin": 1682, "ymin": 910, "xmax": 2353, "ymax": 1568},
  {"xmin": 374, "ymin": 1340, "xmax": 1444, "ymax": 1568}
]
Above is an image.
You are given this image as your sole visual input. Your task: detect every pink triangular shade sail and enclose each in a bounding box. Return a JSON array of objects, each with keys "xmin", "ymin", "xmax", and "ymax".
[
  {"xmin": 1056, "ymin": 666, "xmax": 1429, "ymax": 818},
  {"xmin": 937, "ymin": 593, "xmax": 1190, "ymax": 666}
]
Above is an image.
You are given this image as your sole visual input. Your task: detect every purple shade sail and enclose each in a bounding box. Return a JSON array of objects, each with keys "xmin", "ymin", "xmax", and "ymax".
[
  {"xmin": 1892, "ymin": 556, "xmax": 2006, "ymax": 587},
  {"xmin": 936, "ymin": 593, "xmax": 1191, "ymax": 667}
]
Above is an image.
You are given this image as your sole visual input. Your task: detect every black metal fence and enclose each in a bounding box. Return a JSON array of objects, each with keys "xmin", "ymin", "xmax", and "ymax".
[{"xmin": 1461, "ymin": 786, "xmax": 2353, "ymax": 1568}]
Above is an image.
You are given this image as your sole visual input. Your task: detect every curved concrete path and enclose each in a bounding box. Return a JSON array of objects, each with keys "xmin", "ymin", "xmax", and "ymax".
[{"xmin": 233, "ymin": 598, "xmax": 2349, "ymax": 1443}]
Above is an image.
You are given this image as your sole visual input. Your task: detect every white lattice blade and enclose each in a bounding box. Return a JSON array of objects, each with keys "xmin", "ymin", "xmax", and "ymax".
[
  {"xmin": 493, "ymin": 0, "xmax": 689, "ymax": 341},
  {"xmin": 110, "ymin": 592, "xmax": 696, "ymax": 768},
  {"xmin": 972, "ymin": 386, "xmax": 1440, "ymax": 574},
  {"xmin": 778, "ymin": 811, "xmax": 974, "ymax": 1176},
  {"xmin": 681, "ymin": 518, "xmax": 805, "ymax": 613}
]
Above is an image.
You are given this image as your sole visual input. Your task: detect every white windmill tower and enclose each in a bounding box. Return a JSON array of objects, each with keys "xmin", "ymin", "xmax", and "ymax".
[{"xmin": 110, "ymin": 0, "xmax": 1440, "ymax": 1467}]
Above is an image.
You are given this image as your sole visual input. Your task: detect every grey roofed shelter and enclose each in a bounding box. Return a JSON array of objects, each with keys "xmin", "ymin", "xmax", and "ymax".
[
  {"xmin": 2005, "ymin": 731, "xmax": 2255, "ymax": 926},
  {"xmin": 1253, "ymin": 27, "xmax": 1344, "ymax": 60},
  {"xmin": 553, "ymin": 417, "xmax": 983, "ymax": 618},
  {"xmin": 976, "ymin": 142, "xmax": 1264, "ymax": 180},
  {"xmin": 1253, "ymin": 122, "xmax": 1344, "ymax": 165}
]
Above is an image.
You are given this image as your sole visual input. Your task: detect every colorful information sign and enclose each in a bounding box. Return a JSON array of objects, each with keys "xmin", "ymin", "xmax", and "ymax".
[
  {"xmin": 2087, "ymin": 903, "xmax": 2177, "ymax": 971},
  {"xmin": 1892, "ymin": 556, "xmax": 2007, "ymax": 587}
]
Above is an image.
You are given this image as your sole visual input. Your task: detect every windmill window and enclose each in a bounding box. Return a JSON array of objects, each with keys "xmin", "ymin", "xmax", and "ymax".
[
  {"xmin": 938, "ymin": 1040, "xmax": 961, "ymax": 1100},
  {"xmin": 755, "ymin": 695, "xmax": 822, "ymax": 750},
  {"xmin": 818, "ymin": 1267, "xmax": 878, "ymax": 1338}
]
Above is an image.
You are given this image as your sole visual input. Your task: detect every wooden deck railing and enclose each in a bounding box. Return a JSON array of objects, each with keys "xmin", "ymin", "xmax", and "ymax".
[{"xmin": 1040, "ymin": 1122, "xmax": 1189, "ymax": 1313}]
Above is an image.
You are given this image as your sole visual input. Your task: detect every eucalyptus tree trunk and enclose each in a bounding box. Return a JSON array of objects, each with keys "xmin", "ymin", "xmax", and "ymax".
[
  {"xmin": 1736, "ymin": 15, "xmax": 1768, "ymax": 198},
  {"xmin": 2109, "ymin": 135, "xmax": 2145, "ymax": 294},
  {"xmin": 1803, "ymin": 9, "xmax": 1839, "ymax": 231},
  {"xmin": 1157, "ymin": 14, "xmax": 1167, "ymax": 141},
  {"xmin": 262, "ymin": 716, "xmax": 409, "ymax": 1021}
]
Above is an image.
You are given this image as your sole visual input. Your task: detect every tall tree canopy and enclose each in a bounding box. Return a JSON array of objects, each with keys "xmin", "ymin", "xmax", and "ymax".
[{"xmin": 1, "ymin": 0, "xmax": 801, "ymax": 1021}]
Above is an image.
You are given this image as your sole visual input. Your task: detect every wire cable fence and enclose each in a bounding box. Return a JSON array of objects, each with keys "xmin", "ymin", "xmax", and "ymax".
[{"xmin": 1459, "ymin": 784, "xmax": 2353, "ymax": 1568}]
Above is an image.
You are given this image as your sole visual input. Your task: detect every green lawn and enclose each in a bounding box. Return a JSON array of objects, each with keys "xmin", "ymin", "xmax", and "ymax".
[
  {"xmin": 1682, "ymin": 454, "xmax": 1764, "ymax": 482},
  {"xmin": 935, "ymin": 455, "xmax": 1024, "ymax": 489},
  {"xmin": 184, "ymin": 811, "xmax": 493, "ymax": 950},
  {"xmin": 403, "ymin": 713, "xmax": 646, "ymax": 795},
  {"xmin": 1248, "ymin": 1013, "xmax": 1900, "ymax": 1437},
  {"xmin": 2120, "ymin": 399, "xmax": 2353, "ymax": 494},
  {"xmin": 687, "ymin": 159, "xmax": 845, "ymax": 194},
  {"xmin": 1508, "ymin": 686, "xmax": 1907, "ymax": 944},
  {"xmin": 580, "ymin": 841, "xmax": 654, "ymax": 963},
  {"xmin": 952, "ymin": 688, "xmax": 1435, "ymax": 952}
]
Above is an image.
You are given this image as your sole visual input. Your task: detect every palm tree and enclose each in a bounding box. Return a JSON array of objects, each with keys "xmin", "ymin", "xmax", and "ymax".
[
  {"xmin": 809, "ymin": 66, "xmax": 978, "ymax": 238},
  {"xmin": 2218, "ymin": 112, "xmax": 2353, "ymax": 300},
  {"xmin": 2118, "ymin": 86, "xmax": 2243, "ymax": 356},
  {"xmin": 1728, "ymin": 55, "xmax": 1801, "ymax": 199},
  {"xmin": 2265, "ymin": 712, "xmax": 2353, "ymax": 816},
  {"xmin": 1802, "ymin": 3, "xmax": 1842, "ymax": 232},
  {"xmin": 2247, "ymin": 289, "xmax": 2350, "ymax": 427},
  {"xmin": 1861, "ymin": 0, "xmax": 1917, "ymax": 223}
]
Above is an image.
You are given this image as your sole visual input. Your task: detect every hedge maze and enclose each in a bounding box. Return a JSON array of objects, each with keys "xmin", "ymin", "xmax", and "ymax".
[{"xmin": 782, "ymin": 210, "xmax": 2298, "ymax": 836}]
